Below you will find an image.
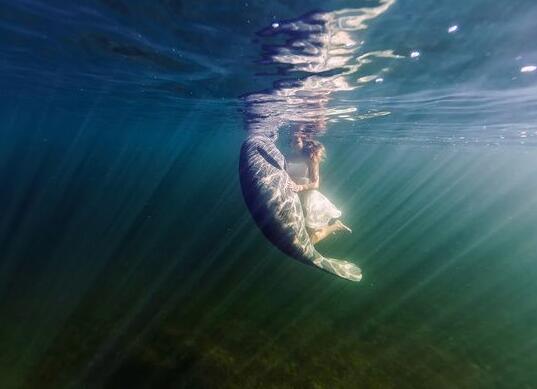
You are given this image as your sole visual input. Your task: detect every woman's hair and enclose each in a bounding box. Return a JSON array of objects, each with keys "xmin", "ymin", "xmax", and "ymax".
[{"xmin": 302, "ymin": 139, "xmax": 326, "ymax": 162}]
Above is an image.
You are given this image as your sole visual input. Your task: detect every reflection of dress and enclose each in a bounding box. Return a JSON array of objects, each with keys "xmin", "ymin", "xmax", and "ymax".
[{"xmin": 286, "ymin": 160, "xmax": 342, "ymax": 229}]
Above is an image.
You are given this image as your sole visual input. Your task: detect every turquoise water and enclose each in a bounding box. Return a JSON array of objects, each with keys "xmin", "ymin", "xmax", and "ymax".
[{"xmin": 1, "ymin": 0, "xmax": 537, "ymax": 388}]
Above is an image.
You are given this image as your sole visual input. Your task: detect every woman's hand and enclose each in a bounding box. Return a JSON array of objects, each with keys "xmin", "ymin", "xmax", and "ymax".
[
  {"xmin": 291, "ymin": 181, "xmax": 318, "ymax": 192},
  {"xmin": 288, "ymin": 180, "xmax": 302, "ymax": 192}
]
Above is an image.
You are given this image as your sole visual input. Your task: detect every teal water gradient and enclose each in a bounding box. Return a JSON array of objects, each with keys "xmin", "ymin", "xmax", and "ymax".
[{"xmin": 1, "ymin": 0, "xmax": 537, "ymax": 387}]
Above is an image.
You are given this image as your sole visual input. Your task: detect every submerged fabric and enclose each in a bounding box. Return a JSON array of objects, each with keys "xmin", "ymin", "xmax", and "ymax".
[
  {"xmin": 302, "ymin": 189, "xmax": 342, "ymax": 229},
  {"xmin": 287, "ymin": 160, "xmax": 342, "ymax": 229},
  {"xmin": 286, "ymin": 161, "xmax": 309, "ymax": 185}
]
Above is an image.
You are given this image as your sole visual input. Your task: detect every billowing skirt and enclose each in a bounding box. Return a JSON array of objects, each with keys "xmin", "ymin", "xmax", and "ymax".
[{"xmin": 300, "ymin": 189, "xmax": 342, "ymax": 229}]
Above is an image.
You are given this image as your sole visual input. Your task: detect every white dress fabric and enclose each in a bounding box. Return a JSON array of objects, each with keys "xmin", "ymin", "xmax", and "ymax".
[{"xmin": 286, "ymin": 160, "xmax": 342, "ymax": 229}]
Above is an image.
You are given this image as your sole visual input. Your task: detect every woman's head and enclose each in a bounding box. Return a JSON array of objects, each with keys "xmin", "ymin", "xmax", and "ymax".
[
  {"xmin": 291, "ymin": 132, "xmax": 304, "ymax": 151},
  {"xmin": 302, "ymin": 139, "xmax": 326, "ymax": 162}
]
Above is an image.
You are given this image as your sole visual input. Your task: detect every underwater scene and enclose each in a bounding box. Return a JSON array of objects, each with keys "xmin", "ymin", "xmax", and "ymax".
[{"xmin": 1, "ymin": 0, "xmax": 537, "ymax": 387}]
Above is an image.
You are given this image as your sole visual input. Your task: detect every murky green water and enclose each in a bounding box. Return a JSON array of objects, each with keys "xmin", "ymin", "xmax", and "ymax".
[
  {"xmin": 2, "ymin": 105, "xmax": 536, "ymax": 387},
  {"xmin": 1, "ymin": 0, "xmax": 537, "ymax": 387}
]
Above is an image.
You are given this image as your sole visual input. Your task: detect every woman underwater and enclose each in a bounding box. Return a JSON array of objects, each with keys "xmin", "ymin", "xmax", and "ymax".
[{"xmin": 287, "ymin": 131, "xmax": 352, "ymax": 245}]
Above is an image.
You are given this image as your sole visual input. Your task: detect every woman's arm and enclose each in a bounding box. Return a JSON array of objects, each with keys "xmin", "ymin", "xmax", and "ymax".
[
  {"xmin": 292, "ymin": 158, "xmax": 319, "ymax": 192},
  {"xmin": 306, "ymin": 158, "xmax": 320, "ymax": 190}
]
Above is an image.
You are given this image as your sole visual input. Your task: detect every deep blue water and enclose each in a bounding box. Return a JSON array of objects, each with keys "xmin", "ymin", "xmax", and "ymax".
[{"xmin": 1, "ymin": 0, "xmax": 537, "ymax": 388}]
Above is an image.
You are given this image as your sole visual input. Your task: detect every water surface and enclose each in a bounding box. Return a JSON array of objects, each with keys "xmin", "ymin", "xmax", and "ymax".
[{"xmin": 1, "ymin": 0, "xmax": 537, "ymax": 388}]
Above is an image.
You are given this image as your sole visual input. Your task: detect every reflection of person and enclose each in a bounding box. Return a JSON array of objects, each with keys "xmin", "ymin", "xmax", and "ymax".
[{"xmin": 287, "ymin": 132, "xmax": 351, "ymax": 245}]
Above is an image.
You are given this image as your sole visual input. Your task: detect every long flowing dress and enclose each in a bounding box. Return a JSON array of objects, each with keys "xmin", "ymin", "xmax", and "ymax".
[{"xmin": 286, "ymin": 159, "xmax": 342, "ymax": 229}]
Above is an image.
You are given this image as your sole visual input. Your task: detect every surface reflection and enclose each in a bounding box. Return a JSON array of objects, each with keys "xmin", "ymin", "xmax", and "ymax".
[{"xmin": 243, "ymin": 0, "xmax": 400, "ymax": 136}]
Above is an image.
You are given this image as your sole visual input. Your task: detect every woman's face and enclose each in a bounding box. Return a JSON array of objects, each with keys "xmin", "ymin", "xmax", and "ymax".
[{"xmin": 291, "ymin": 134, "xmax": 304, "ymax": 151}]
